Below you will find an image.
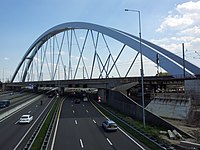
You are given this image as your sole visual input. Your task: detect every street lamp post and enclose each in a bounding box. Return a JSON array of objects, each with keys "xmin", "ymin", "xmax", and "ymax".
[{"xmin": 125, "ymin": 9, "xmax": 146, "ymax": 128}]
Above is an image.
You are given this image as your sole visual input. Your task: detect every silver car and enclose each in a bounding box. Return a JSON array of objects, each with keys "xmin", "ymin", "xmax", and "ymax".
[{"xmin": 102, "ymin": 120, "xmax": 118, "ymax": 131}]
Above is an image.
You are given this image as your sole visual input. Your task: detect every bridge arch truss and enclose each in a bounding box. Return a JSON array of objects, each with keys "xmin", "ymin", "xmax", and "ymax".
[{"xmin": 11, "ymin": 22, "xmax": 200, "ymax": 82}]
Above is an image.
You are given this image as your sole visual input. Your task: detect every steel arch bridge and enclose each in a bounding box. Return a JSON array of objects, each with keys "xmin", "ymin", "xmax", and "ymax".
[{"xmin": 11, "ymin": 22, "xmax": 200, "ymax": 83}]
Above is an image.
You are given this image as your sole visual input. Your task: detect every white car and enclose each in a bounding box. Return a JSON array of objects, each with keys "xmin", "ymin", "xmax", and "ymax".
[
  {"xmin": 102, "ymin": 120, "xmax": 118, "ymax": 131},
  {"xmin": 83, "ymin": 97, "xmax": 88, "ymax": 102},
  {"xmin": 19, "ymin": 115, "xmax": 33, "ymax": 124}
]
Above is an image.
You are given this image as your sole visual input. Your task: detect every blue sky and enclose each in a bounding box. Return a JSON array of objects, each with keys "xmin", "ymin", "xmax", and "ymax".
[{"xmin": 0, "ymin": 0, "xmax": 200, "ymax": 81}]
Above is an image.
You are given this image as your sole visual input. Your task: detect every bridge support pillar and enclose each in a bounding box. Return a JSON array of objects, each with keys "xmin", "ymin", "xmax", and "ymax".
[
  {"xmin": 60, "ymin": 87, "xmax": 64, "ymax": 95},
  {"xmin": 2, "ymin": 83, "xmax": 6, "ymax": 91},
  {"xmin": 33, "ymin": 85, "xmax": 38, "ymax": 92},
  {"xmin": 98, "ymin": 88, "xmax": 109, "ymax": 103}
]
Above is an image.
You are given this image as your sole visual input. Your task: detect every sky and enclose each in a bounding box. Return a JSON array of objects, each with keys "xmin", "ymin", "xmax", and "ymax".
[{"xmin": 0, "ymin": 0, "xmax": 200, "ymax": 82}]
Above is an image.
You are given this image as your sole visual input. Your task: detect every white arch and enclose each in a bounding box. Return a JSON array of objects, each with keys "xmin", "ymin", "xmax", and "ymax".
[{"xmin": 11, "ymin": 22, "xmax": 200, "ymax": 82}]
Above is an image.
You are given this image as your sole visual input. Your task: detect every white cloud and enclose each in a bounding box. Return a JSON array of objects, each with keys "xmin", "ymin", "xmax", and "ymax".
[
  {"xmin": 176, "ymin": 1, "xmax": 200, "ymax": 14},
  {"xmin": 152, "ymin": 0, "xmax": 200, "ymax": 63},
  {"xmin": 157, "ymin": 1, "xmax": 200, "ymax": 32},
  {"xmin": 156, "ymin": 14, "xmax": 193, "ymax": 32},
  {"xmin": 4, "ymin": 57, "xmax": 9, "ymax": 60},
  {"xmin": 180, "ymin": 26, "xmax": 200, "ymax": 35}
]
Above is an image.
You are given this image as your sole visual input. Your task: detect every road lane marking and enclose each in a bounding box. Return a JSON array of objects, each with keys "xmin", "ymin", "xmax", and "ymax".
[
  {"xmin": 106, "ymin": 138, "xmax": 113, "ymax": 145},
  {"xmin": 90, "ymin": 101, "xmax": 109, "ymax": 119},
  {"xmin": 82, "ymin": 104, "xmax": 84, "ymax": 107},
  {"xmin": 14, "ymin": 96, "xmax": 54, "ymax": 150},
  {"xmin": 51, "ymin": 98, "xmax": 65, "ymax": 150},
  {"xmin": 75, "ymin": 120, "xmax": 78, "ymax": 125},
  {"xmin": 71, "ymin": 104, "xmax": 73, "ymax": 107},
  {"xmin": 86, "ymin": 110, "xmax": 88, "ymax": 113},
  {"xmin": 118, "ymin": 127, "xmax": 145, "ymax": 150},
  {"xmin": 15, "ymin": 120, "xmax": 19, "ymax": 124},
  {"xmin": 0, "ymin": 95, "xmax": 43, "ymax": 123},
  {"xmin": 73, "ymin": 110, "xmax": 75, "ymax": 113},
  {"xmin": 80, "ymin": 139, "xmax": 84, "ymax": 148},
  {"xmin": 90, "ymin": 101, "xmax": 145, "ymax": 150},
  {"xmin": 28, "ymin": 111, "xmax": 31, "ymax": 113},
  {"xmin": 93, "ymin": 119, "xmax": 96, "ymax": 124}
]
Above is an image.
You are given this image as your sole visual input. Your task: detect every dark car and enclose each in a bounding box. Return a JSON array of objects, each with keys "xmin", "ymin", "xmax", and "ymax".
[
  {"xmin": 0, "ymin": 100, "xmax": 10, "ymax": 108},
  {"xmin": 102, "ymin": 120, "xmax": 118, "ymax": 131},
  {"xmin": 48, "ymin": 94, "xmax": 54, "ymax": 98},
  {"xmin": 74, "ymin": 99, "xmax": 81, "ymax": 104}
]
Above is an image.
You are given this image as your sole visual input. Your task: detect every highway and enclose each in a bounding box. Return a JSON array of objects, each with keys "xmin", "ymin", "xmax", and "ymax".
[
  {"xmin": 52, "ymin": 97, "xmax": 149, "ymax": 150},
  {"xmin": 0, "ymin": 93, "xmax": 54, "ymax": 150}
]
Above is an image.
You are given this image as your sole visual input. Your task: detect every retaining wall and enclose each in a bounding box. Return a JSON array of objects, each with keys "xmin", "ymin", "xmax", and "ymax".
[{"xmin": 107, "ymin": 90, "xmax": 193, "ymax": 138}]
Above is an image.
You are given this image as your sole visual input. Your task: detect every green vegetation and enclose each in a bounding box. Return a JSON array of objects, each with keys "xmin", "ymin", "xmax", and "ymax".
[
  {"xmin": 31, "ymin": 98, "xmax": 59, "ymax": 150},
  {"xmin": 93, "ymin": 102, "xmax": 166, "ymax": 150}
]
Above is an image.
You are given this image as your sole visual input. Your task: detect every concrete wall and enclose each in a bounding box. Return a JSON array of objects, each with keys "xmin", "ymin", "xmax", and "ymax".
[
  {"xmin": 185, "ymin": 79, "xmax": 200, "ymax": 105},
  {"xmin": 146, "ymin": 98, "xmax": 190, "ymax": 120},
  {"xmin": 107, "ymin": 90, "xmax": 192, "ymax": 137}
]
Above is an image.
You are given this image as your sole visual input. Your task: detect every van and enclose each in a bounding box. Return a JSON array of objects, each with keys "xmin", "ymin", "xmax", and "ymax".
[{"xmin": 0, "ymin": 100, "xmax": 10, "ymax": 108}]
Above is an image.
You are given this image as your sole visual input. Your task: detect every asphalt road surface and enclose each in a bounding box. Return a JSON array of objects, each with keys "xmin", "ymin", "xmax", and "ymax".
[
  {"xmin": 52, "ymin": 97, "xmax": 148, "ymax": 150},
  {"xmin": 0, "ymin": 95, "xmax": 53, "ymax": 150}
]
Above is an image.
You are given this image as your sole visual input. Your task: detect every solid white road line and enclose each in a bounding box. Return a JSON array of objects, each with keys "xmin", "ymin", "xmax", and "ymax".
[
  {"xmin": 72, "ymin": 110, "xmax": 75, "ymax": 113},
  {"xmin": 14, "ymin": 97, "xmax": 53, "ymax": 150},
  {"xmin": 86, "ymin": 110, "xmax": 88, "ymax": 113},
  {"xmin": 90, "ymin": 101, "xmax": 145, "ymax": 150},
  {"xmin": 28, "ymin": 111, "xmax": 31, "ymax": 113},
  {"xmin": 106, "ymin": 138, "xmax": 113, "ymax": 146},
  {"xmin": 80, "ymin": 139, "xmax": 84, "ymax": 148},
  {"xmin": 93, "ymin": 119, "xmax": 96, "ymax": 124},
  {"xmin": 75, "ymin": 120, "xmax": 78, "ymax": 125},
  {"xmin": 72, "ymin": 104, "xmax": 73, "ymax": 107},
  {"xmin": 50, "ymin": 98, "xmax": 65, "ymax": 150},
  {"xmin": 118, "ymin": 127, "xmax": 145, "ymax": 150},
  {"xmin": 0, "ymin": 95, "xmax": 43, "ymax": 123}
]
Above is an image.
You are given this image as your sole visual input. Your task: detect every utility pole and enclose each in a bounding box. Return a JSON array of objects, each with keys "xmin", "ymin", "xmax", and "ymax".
[
  {"xmin": 182, "ymin": 43, "xmax": 186, "ymax": 78},
  {"xmin": 125, "ymin": 9, "xmax": 145, "ymax": 128}
]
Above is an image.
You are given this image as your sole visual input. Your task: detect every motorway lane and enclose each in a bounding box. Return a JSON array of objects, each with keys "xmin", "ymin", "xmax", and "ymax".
[
  {"xmin": 0, "ymin": 95, "xmax": 53, "ymax": 150},
  {"xmin": 0, "ymin": 93, "xmax": 39, "ymax": 114},
  {"xmin": 53, "ymin": 98, "xmax": 148, "ymax": 150}
]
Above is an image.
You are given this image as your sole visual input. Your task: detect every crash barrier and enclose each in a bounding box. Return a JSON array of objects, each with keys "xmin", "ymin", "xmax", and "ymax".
[
  {"xmin": 23, "ymin": 97, "xmax": 57, "ymax": 149},
  {"xmin": 92, "ymin": 100, "xmax": 169, "ymax": 150},
  {"xmin": 40, "ymin": 100, "xmax": 59, "ymax": 149},
  {"xmin": 107, "ymin": 90, "xmax": 194, "ymax": 139},
  {"xmin": 0, "ymin": 94, "xmax": 43, "ymax": 121}
]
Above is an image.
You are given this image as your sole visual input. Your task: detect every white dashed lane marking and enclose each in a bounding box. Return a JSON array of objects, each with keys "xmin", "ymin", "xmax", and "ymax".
[
  {"xmin": 75, "ymin": 120, "xmax": 78, "ymax": 125},
  {"xmin": 106, "ymin": 138, "xmax": 113, "ymax": 145},
  {"xmin": 80, "ymin": 139, "xmax": 84, "ymax": 148}
]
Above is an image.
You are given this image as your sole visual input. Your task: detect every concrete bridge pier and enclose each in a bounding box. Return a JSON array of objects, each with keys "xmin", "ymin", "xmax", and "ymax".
[
  {"xmin": 33, "ymin": 85, "xmax": 38, "ymax": 92},
  {"xmin": 97, "ymin": 88, "xmax": 109, "ymax": 103},
  {"xmin": 59, "ymin": 87, "xmax": 65, "ymax": 95}
]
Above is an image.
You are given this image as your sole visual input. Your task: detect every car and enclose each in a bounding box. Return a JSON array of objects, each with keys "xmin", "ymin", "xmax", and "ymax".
[
  {"xmin": 74, "ymin": 99, "xmax": 81, "ymax": 104},
  {"xmin": 0, "ymin": 100, "xmax": 10, "ymax": 108},
  {"xmin": 102, "ymin": 120, "xmax": 118, "ymax": 131},
  {"xmin": 48, "ymin": 94, "xmax": 54, "ymax": 98},
  {"xmin": 19, "ymin": 115, "xmax": 33, "ymax": 124},
  {"xmin": 82, "ymin": 97, "xmax": 88, "ymax": 102}
]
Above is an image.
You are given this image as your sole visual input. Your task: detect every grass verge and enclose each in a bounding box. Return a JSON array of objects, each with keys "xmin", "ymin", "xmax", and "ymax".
[
  {"xmin": 93, "ymin": 101, "xmax": 167, "ymax": 150},
  {"xmin": 31, "ymin": 98, "xmax": 59, "ymax": 150}
]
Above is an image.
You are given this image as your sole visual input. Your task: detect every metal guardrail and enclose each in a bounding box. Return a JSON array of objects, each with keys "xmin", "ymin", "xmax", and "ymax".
[
  {"xmin": 92, "ymin": 100, "xmax": 170, "ymax": 150},
  {"xmin": 23, "ymin": 98, "xmax": 57, "ymax": 150},
  {"xmin": 40, "ymin": 100, "xmax": 59, "ymax": 149}
]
